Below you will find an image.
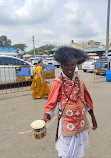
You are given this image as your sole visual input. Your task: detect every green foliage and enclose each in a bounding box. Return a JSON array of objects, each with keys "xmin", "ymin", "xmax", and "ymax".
[
  {"xmin": 35, "ymin": 44, "xmax": 55, "ymax": 53},
  {"xmin": 26, "ymin": 44, "xmax": 56, "ymax": 55},
  {"xmin": 39, "ymin": 52, "xmax": 44, "ymax": 55},
  {"xmin": 0, "ymin": 35, "xmax": 11, "ymax": 47},
  {"xmin": 0, "ymin": 35, "xmax": 56, "ymax": 55},
  {"xmin": 11, "ymin": 44, "xmax": 27, "ymax": 51},
  {"xmin": 0, "ymin": 35, "xmax": 27, "ymax": 52},
  {"xmin": 24, "ymin": 51, "xmax": 34, "ymax": 56}
]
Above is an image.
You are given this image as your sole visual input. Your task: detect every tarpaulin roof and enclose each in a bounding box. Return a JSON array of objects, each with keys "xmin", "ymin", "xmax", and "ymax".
[
  {"xmin": 88, "ymin": 53, "xmax": 97, "ymax": 56},
  {"xmin": 84, "ymin": 47, "xmax": 111, "ymax": 52}
]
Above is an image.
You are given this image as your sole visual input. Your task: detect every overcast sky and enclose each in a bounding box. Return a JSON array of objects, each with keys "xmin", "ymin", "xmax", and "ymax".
[{"xmin": 0, "ymin": 0, "xmax": 110, "ymax": 51}]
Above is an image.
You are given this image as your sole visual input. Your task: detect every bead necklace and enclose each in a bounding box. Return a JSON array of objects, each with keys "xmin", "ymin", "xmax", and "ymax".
[{"xmin": 61, "ymin": 73, "xmax": 80, "ymax": 102}]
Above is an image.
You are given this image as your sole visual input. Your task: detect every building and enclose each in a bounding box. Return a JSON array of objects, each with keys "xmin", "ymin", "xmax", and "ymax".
[{"xmin": 70, "ymin": 40, "xmax": 105, "ymax": 50}]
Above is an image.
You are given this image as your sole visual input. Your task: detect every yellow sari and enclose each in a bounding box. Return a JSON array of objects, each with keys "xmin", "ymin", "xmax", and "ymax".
[{"xmin": 30, "ymin": 66, "xmax": 49, "ymax": 99}]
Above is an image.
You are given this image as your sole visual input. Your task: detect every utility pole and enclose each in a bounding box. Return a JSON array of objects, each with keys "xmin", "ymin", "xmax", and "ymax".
[
  {"xmin": 83, "ymin": 42, "xmax": 84, "ymax": 50},
  {"xmin": 32, "ymin": 36, "xmax": 35, "ymax": 56},
  {"xmin": 105, "ymin": 0, "xmax": 110, "ymax": 57}
]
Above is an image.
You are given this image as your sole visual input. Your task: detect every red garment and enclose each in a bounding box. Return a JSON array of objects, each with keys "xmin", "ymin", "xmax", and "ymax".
[{"xmin": 44, "ymin": 75, "xmax": 93, "ymax": 136}]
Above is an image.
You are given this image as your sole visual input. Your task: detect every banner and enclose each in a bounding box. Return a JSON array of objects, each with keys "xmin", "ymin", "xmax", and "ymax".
[
  {"xmin": 15, "ymin": 67, "xmax": 31, "ymax": 82},
  {"xmin": 94, "ymin": 62, "xmax": 102, "ymax": 73},
  {"xmin": 0, "ymin": 47, "xmax": 17, "ymax": 55},
  {"xmin": 43, "ymin": 64, "xmax": 55, "ymax": 79}
]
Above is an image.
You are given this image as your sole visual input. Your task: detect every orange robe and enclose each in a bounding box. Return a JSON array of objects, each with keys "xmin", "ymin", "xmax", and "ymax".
[
  {"xmin": 30, "ymin": 66, "xmax": 49, "ymax": 99},
  {"xmin": 44, "ymin": 75, "xmax": 93, "ymax": 136}
]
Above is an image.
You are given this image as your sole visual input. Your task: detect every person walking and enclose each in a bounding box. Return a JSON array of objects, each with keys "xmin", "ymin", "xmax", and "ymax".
[
  {"xmin": 30, "ymin": 58, "xmax": 49, "ymax": 99},
  {"xmin": 43, "ymin": 47, "xmax": 97, "ymax": 158}
]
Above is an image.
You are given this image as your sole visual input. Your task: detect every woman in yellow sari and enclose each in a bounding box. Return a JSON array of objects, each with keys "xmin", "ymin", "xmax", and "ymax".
[{"xmin": 30, "ymin": 59, "xmax": 49, "ymax": 99}]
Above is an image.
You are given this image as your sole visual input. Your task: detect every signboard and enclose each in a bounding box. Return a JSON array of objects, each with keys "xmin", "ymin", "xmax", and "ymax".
[
  {"xmin": 43, "ymin": 64, "xmax": 55, "ymax": 79},
  {"xmin": 0, "ymin": 47, "xmax": 17, "ymax": 55},
  {"xmin": 15, "ymin": 67, "xmax": 31, "ymax": 82},
  {"xmin": 94, "ymin": 62, "xmax": 102, "ymax": 73}
]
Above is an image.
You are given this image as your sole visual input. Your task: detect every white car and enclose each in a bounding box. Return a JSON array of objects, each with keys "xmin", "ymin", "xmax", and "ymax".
[
  {"xmin": 82, "ymin": 58, "xmax": 96, "ymax": 72},
  {"xmin": 27, "ymin": 57, "xmax": 39, "ymax": 65},
  {"xmin": 0, "ymin": 55, "xmax": 32, "ymax": 83},
  {"xmin": 45, "ymin": 57, "xmax": 60, "ymax": 68}
]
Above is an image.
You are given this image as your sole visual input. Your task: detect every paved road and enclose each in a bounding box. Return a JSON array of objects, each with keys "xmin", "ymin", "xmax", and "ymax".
[{"xmin": 0, "ymin": 69, "xmax": 111, "ymax": 158}]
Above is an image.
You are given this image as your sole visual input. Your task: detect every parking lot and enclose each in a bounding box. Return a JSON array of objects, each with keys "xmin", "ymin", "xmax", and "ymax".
[{"xmin": 0, "ymin": 69, "xmax": 111, "ymax": 158}]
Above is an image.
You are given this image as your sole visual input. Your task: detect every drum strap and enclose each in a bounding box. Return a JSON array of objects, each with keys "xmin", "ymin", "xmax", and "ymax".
[{"xmin": 55, "ymin": 115, "xmax": 61, "ymax": 142}]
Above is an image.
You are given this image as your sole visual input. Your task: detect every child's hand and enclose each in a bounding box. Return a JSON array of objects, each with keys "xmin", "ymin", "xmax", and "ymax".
[{"xmin": 92, "ymin": 116, "xmax": 97, "ymax": 130}]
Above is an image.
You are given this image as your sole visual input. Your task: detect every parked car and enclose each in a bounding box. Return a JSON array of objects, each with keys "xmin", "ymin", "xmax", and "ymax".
[
  {"xmin": 0, "ymin": 55, "xmax": 32, "ymax": 83},
  {"xmin": 23, "ymin": 54, "xmax": 32, "ymax": 61},
  {"xmin": 101, "ymin": 63, "xmax": 108, "ymax": 74},
  {"xmin": 27, "ymin": 57, "xmax": 39, "ymax": 65},
  {"xmin": 82, "ymin": 58, "xmax": 95, "ymax": 72},
  {"xmin": 82, "ymin": 58, "xmax": 99, "ymax": 72},
  {"xmin": 98, "ymin": 56, "xmax": 111, "ymax": 75},
  {"xmin": 45, "ymin": 56, "xmax": 60, "ymax": 68}
]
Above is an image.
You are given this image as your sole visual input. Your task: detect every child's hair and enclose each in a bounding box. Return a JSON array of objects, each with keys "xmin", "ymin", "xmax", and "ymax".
[{"xmin": 54, "ymin": 46, "xmax": 89, "ymax": 66}]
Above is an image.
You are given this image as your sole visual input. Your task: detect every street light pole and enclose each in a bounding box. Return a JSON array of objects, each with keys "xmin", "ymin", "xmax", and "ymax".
[
  {"xmin": 32, "ymin": 36, "xmax": 35, "ymax": 56},
  {"xmin": 105, "ymin": 0, "xmax": 110, "ymax": 57},
  {"xmin": 83, "ymin": 42, "xmax": 84, "ymax": 50}
]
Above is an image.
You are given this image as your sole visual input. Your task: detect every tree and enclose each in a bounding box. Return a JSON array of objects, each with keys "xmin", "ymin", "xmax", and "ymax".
[
  {"xmin": 24, "ymin": 51, "xmax": 34, "ymax": 56},
  {"xmin": 35, "ymin": 44, "xmax": 55, "ymax": 54},
  {"xmin": 11, "ymin": 44, "xmax": 27, "ymax": 51},
  {"xmin": 0, "ymin": 35, "xmax": 11, "ymax": 47}
]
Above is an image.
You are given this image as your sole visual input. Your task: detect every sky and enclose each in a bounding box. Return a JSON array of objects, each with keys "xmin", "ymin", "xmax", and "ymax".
[{"xmin": 0, "ymin": 0, "xmax": 110, "ymax": 51}]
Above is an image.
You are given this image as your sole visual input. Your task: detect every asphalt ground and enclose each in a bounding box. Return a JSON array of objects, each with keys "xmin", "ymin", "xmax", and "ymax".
[{"xmin": 0, "ymin": 69, "xmax": 111, "ymax": 158}]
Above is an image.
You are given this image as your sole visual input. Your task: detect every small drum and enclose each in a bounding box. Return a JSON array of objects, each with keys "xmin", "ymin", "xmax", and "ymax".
[{"xmin": 30, "ymin": 120, "xmax": 46, "ymax": 139}]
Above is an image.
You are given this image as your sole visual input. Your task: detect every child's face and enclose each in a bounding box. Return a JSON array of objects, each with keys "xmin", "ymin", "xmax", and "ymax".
[{"xmin": 62, "ymin": 60, "xmax": 76, "ymax": 80}]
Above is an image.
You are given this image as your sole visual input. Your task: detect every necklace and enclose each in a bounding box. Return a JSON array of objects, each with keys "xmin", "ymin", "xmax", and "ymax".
[{"xmin": 61, "ymin": 73, "xmax": 80, "ymax": 102}]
